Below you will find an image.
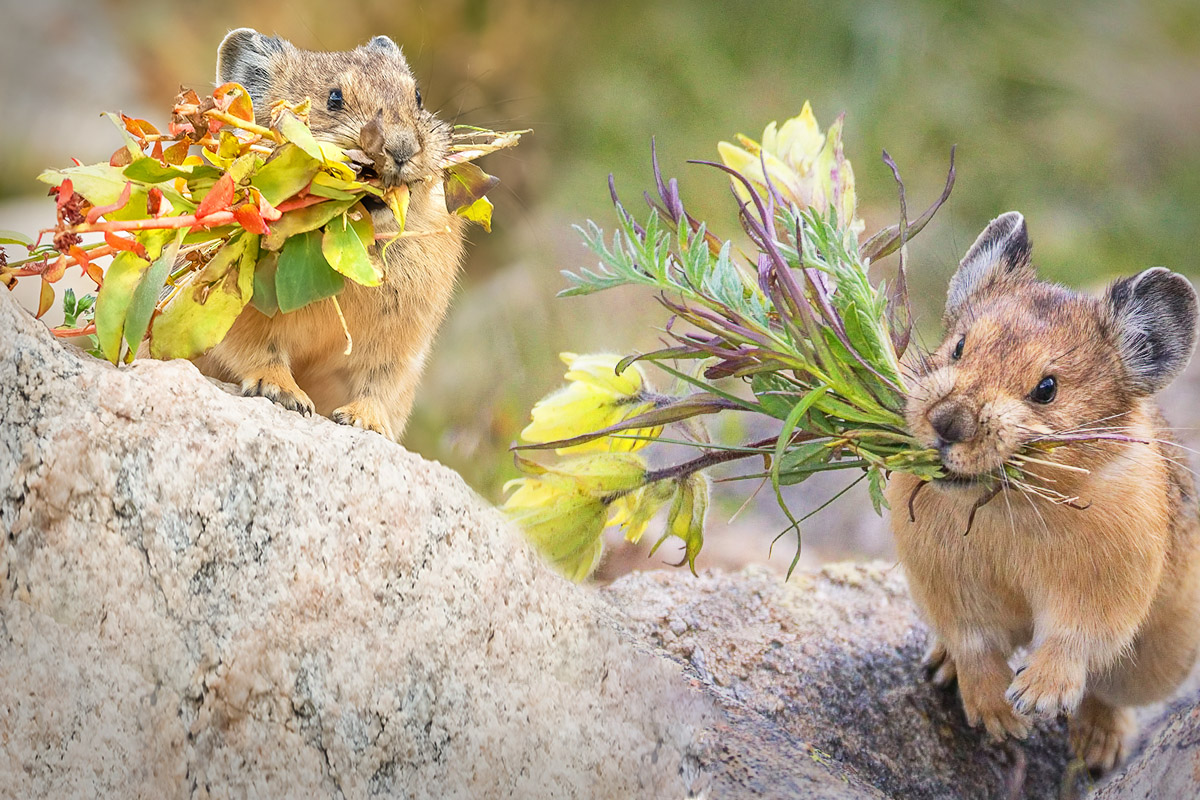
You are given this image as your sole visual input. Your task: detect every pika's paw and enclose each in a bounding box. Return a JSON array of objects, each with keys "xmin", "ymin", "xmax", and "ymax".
[
  {"xmin": 1005, "ymin": 660, "xmax": 1086, "ymax": 720},
  {"xmin": 958, "ymin": 662, "xmax": 1031, "ymax": 741},
  {"xmin": 242, "ymin": 377, "xmax": 314, "ymax": 415},
  {"xmin": 332, "ymin": 401, "xmax": 395, "ymax": 440},
  {"xmin": 1070, "ymin": 697, "xmax": 1135, "ymax": 775},
  {"xmin": 922, "ymin": 639, "xmax": 958, "ymax": 688}
]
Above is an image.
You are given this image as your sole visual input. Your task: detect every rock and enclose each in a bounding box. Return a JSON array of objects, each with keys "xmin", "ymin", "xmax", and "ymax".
[
  {"xmin": 604, "ymin": 565, "xmax": 1078, "ymax": 800},
  {"xmin": 0, "ymin": 288, "xmax": 714, "ymax": 798},
  {"xmin": 1092, "ymin": 698, "xmax": 1200, "ymax": 800},
  {"xmin": 2, "ymin": 286, "xmax": 1195, "ymax": 799}
]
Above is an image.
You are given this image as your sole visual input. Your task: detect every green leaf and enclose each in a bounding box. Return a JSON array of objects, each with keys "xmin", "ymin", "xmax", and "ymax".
[
  {"xmin": 251, "ymin": 143, "xmax": 321, "ymax": 206},
  {"xmin": 262, "ymin": 196, "xmax": 358, "ymax": 251},
  {"xmin": 322, "ymin": 205, "xmax": 381, "ymax": 286},
  {"xmin": 123, "ymin": 230, "xmax": 186, "ymax": 359},
  {"xmin": 123, "ymin": 157, "xmax": 220, "ymax": 184},
  {"xmin": 96, "ymin": 252, "xmax": 146, "ymax": 363},
  {"xmin": 149, "ymin": 232, "xmax": 258, "ymax": 359},
  {"xmin": 0, "ymin": 230, "xmax": 34, "ymax": 247},
  {"xmin": 275, "ymin": 229, "xmax": 345, "ymax": 313},
  {"xmin": 251, "ymin": 250, "xmax": 280, "ymax": 317},
  {"xmin": 867, "ymin": 466, "xmax": 889, "ymax": 515},
  {"xmin": 276, "ymin": 111, "xmax": 324, "ymax": 161},
  {"xmin": 751, "ymin": 373, "xmax": 796, "ymax": 419},
  {"xmin": 38, "ymin": 164, "xmax": 148, "ymax": 221}
]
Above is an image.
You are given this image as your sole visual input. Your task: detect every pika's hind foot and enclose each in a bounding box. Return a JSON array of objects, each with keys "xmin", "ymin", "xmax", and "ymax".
[
  {"xmin": 1070, "ymin": 695, "xmax": 1134, "ymax": 775},
  {"xmin": 922, "ymin": 638, "xmax": 958, "ymax": 687},
  {"xmin": 241, "ymin": 369, "xmax": 314, "ymax": 415},
  {"xmin": 332, "ymin": 400, "xmax": 395, "ymax": 440}
]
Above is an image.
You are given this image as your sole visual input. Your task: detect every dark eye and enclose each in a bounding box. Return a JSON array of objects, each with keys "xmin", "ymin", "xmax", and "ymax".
[
  {"xmin": 1030, "ymin": 375, "xmax": 1057, "ymax": 404},
  {"xmin": 327, "ymin": 88, "xmax": 344, "ymax": 112},
  {"xmin": 951, "ymin": 335, "xmax": 965, "ymax": 360},
  {"xmin": 415, "ymin": 88, "xmax": 422, "ymax": 109}
]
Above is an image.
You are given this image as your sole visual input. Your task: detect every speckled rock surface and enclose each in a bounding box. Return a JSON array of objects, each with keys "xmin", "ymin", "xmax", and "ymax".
[
  {"xmin": 1092, "ymin": 698, "xmax": 1200, "ymax": 800},
  {"xmin": 604, "ymin": 564, "xmax": 1079, "ymax": 800},
  {"xmin": 0, "ymin": 289, "xmax": 721, "ymax": 798}
]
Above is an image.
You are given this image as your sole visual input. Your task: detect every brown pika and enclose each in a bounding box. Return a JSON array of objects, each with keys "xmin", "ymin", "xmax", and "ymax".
[
  {"xmin": 192, "ymin": 28, "xmax": 466, "ymax": 441},
  {"xmin": 885, "ymin": 212, "xmax": 1200, "ymax": 773}
]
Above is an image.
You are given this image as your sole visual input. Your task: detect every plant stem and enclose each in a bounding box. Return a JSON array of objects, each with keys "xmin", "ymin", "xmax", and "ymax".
[{"xmin": 643, "ymin": 433, "xmax": 815, "ymax": 485}]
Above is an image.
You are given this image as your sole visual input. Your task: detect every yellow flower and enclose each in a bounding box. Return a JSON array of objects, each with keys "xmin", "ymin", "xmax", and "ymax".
[
  {"xmin": 521, "ymin": 352, "xmax": 663, "ymax": 453},
  {"xmin": 609, "ymin": 479, "xmax": 677, "ymax": 544},
  {"xmin": 503, "ymin": 477, "xmax": 607, "ymax": 582},
  {"xmin": 717, "ymin": 101, "xmax": 865, "ymax": 244}
]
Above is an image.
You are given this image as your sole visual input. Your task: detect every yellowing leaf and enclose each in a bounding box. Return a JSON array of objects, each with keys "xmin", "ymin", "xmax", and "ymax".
[
  {"xmin": 262, "ymin": 196, "xmax": 358, "ymax": 251},
  {"xmin": 456, "ymin": 195, "xmax": 494, "ymax": 232},
  {"xmin": 251, "ymin": 143, "xmax": 321, "ymax": 206},
  {"xmin": 444, "ymin": 162, "xmax": 499, "ymax": 214},
  {"xmin": 276, "ymin": 111, "xmax": 323, "ymax": 161},
  {"xmin": 149, "ymin": 232, "xmax": 259, "ymax": 359}
]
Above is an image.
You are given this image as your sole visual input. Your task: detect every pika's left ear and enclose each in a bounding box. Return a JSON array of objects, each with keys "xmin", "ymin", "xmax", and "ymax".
[
  {"xmin": 945, "ymin": 211, "xmax": 1035, "ymax": 321},
  {"xmin": 1107, "ymin": 267, "xmax": 1198, "ymax": 394},
  {"xmin": 364, "ymin": 35, "xmax": 408, "ymax": 67}
]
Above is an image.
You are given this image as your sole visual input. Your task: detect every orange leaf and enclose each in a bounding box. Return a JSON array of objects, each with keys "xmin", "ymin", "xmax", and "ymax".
[
  {"xmin": 110, "ymin": 147, "xmax": 134, "ymax": 167},
  {"xmin": 85, "ymin": 262, "xmax": 104, "ymax": 287},
  {"xmin": 196, "ymin": 172, "xmax": 235, "ymax": 220},
  {"xmin": 163, "ymin": 140, "xmax": 190, "ymax": 165},
  {"xmin": 151, "ymin": 141, "xmax": 164, "ymax": 161},
  {"xmin": 87, "ymin": 181, "xmax": 133, "ymax": 224},
  {"xmin": 121, "ymin": 114, "xmax": 160, "ymax": 139},
  {"xmin": 234, "ymin": 203, "xmax": 269, "ymax": 235},
  {"xmin": 69, "ymin": 245, "xmax": 91, "ymax": 272},
  {"xmin": 215, "ymin": 82, "xmax": 254, "ymax": 122},
  {"xmin": 44, "ymin": 254, "xmax": 67, "ymax": 282},
  {"xmin": 104, "ymin": 231, "xmax": 148, "ymax": 259},
  {"xmin": 36, "ymin": 280, "xmax": 54, "ymax": 318}
]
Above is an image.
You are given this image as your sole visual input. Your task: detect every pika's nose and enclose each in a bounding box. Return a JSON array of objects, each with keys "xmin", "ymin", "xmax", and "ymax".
[
  {"xmin": 387, "ymin": 133, "xmax": 419, "ymax": 171},
  {"xmin": 928, "ymin": 401, "xmax": 978, "ymax": 445}
]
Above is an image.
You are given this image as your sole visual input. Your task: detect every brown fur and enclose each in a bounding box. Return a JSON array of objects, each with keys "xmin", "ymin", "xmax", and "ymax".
[
  {"xmin": 886, "ymin": 212, "xmax": 1200, "ymax": 773},
  {"xmin": 191, "ymin": 29, "xmax": 465, "ymax": 441}
]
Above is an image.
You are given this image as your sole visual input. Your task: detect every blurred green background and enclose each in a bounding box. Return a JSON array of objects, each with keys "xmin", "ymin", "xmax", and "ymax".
[{"xmin": 3, "ymin": 0, "xmax": 1197, "ymax": 574}]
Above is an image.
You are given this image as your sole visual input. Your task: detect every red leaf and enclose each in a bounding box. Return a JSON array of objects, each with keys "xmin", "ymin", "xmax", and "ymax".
[
  {"xmin": 151, "ymin": 141, "xmax": 164, "ymax": 161},
  {"xmin": 56, "ymin": 179, "xmax": 74, "ymax": 209},
  {"xmin": 196, "ymin": 172, "xmax": 235, "ymax": 220},
  {"xmin": 104, "ymin": 231, "xmax": 147, "ymax": 259},
  {"xmin": 87, "ymin": 181, "xmax": 133, "ymax": 224},
  {"xmin": 256, "ymin": 189, "xmax": 283, "ymax": 221},
  {"xmin": 70, "ymin": 158, "xmax": 83, "ymax": 167},
  {"xmin": 234, "ymin": 202, "xmax": 269, "ymax": 234},
  {"xmin": 147, "ymin": 187, "xmax": 163, "ymax": 217}
]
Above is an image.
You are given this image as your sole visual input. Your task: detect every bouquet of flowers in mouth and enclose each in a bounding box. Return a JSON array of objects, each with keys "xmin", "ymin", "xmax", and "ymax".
[
  {"xmin": 504, "ymin": 103, "xmax": 1111, "ymax": 582},
  {"xmin": 0, "ymin": 83, "xmax": 524, "ymax": 364}
]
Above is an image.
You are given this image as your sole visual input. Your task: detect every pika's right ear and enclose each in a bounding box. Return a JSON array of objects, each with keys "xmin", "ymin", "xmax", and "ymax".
[
  {"xmin": 1107, "ymin": 267, "xmax": 1198, "ymax": 395},
  {"xmin": 216, "ymin": 28, "xmax": 287, "ymax": 107},
  {"xmin": 945, "ymin": 211, "xmax": 1034, "ymax": 320}
]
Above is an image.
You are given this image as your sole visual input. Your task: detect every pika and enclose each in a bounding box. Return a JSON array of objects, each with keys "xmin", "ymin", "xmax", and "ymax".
[
  {"xmin": 195, "ymin": 28, "xmax": 465, "ymax": 441},
  {"xmin": 885, "ymin": 212, "xmax": 1200, "ymax": 773}
]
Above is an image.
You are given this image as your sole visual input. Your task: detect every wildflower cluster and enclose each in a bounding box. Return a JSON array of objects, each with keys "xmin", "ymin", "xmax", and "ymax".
[
  {"xmin": 506, "ymin": 104, "xmax": 955, "ymax": 580},
  {"xmin": 0, "ymin": 84, "xmax": 524, "ymax": 364}
]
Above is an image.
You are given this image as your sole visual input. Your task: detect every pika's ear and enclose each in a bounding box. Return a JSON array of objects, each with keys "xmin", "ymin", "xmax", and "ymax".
[
  {"xmin": 364, "ymin": 35, "xmax": 408, "ymax": 67},
  {"xmin": 945, "ymin": 211, "xmax": 1034, "ymax": 320},
  {"xmin": 1107, "ymin": 267, "xmax": 1198, "ymax": 394},
  {"xmin": 216, "ymin": 28, "xmax": 288, "ymax": 108}
]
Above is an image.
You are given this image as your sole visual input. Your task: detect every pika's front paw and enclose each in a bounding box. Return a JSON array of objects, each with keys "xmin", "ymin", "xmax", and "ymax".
[
  {"xmin": 241, "ymin": 376, "xmax": 314, "ymax": 415},
  {"xmin": 332, "ymin": 401, "xmax": 395, "ymax": 440},
  {"xmin": 1005, "ymin": 660, "xmax": 1086, "ymax": 720},
  {"xmin": 1070, "ymin": 696, "xmax": 1135, "ymax": 775},
  {"xmin": 962, "ymin": 691, "xmax": 1032, "ymax": 741}
]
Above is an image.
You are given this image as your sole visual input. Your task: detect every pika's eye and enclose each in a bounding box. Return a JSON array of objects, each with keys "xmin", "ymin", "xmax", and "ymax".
[
  {"xmin": 327, "ymin": 88, "xmax": 344, "ymax": 112},
  {"xmin": 951, "ymin": 335, "xmax": 965, "ymax": 360},
  {"xmin": 1030, "ymin": 375, "xmax": 1057, "ymax": 404},
  {"xmin": 415, "ymin": 88, "xmax": 422, "ymax": 109}
]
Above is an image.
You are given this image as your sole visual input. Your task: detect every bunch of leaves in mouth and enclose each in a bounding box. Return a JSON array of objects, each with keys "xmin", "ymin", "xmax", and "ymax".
[
  {"xmin": 0, "ymin": 83, "xmax": 526, "ymax": 364},
  {"xmin": 504, "ymin": 104, "xmax": 1139, "ymax": 582}
]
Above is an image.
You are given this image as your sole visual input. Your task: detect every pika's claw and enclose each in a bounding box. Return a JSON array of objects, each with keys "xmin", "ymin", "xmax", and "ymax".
[
  {"xmin": 1005, "ymin": 660, "xmax": 1086, "ymax": 720},
  {"xmin": 332, "ymin": 400, "xmax": 395, "ymax": 440},
  {"xmin": 241, "ymin": 377, "xmax": 314, "ymax": 416}
]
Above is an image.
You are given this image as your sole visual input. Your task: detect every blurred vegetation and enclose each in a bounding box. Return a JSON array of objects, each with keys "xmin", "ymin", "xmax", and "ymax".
[{"xmin": 2, "ymin": 0, "xmax": 1197, "ymax": 517}]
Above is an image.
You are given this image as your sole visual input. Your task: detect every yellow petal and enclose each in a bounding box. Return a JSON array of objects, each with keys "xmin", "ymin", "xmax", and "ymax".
[
  {"xmin": 777, "ymin": 101, "xmax": 825, "ymax": 171},
  {"xmin": 561, "ymin": 352, "xmax": 645, "ymax": 396}
]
